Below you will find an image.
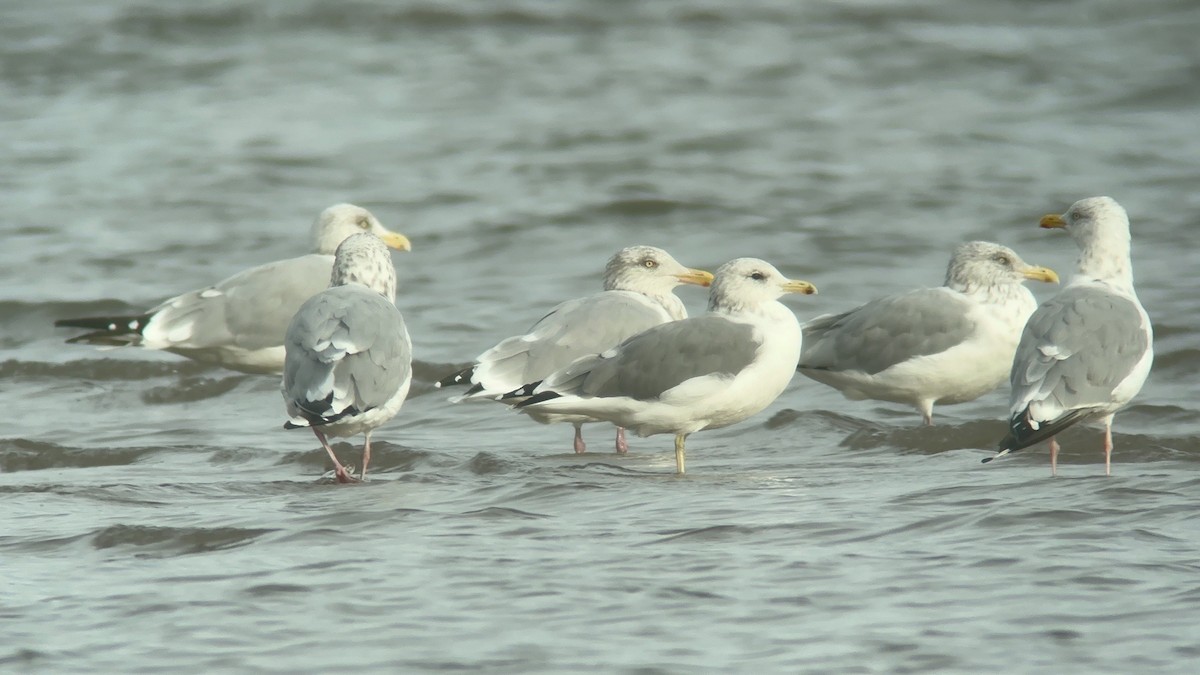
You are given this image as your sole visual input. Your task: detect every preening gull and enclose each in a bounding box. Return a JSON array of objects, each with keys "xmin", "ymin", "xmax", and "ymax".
[
  {"xmin": 510, "ymin": 258, "xmax": 816, "ymax": 474},
  {"xmin": 436, "ymin": 245, "xmax": 713, "ymax": 454},
  {"xmin": 798, "ymin": 241, "xmax": 1059, "ymax": 425},
  {"xmin": 55, "ymin": 204, "xmax": 411, "ymax": 374},
  {"xmin": 282, "ymin": 233, "xmax": 413, "ymax": 483},
  {"xmin": 984, "ymin": 197, "xmax": 1152, "ymax": 475}
]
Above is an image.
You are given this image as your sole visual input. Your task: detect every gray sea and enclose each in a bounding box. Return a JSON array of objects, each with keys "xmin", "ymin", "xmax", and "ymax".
[{"xmin": 3, "ymin": 0, "xmax": 1199, "ymax": 672}]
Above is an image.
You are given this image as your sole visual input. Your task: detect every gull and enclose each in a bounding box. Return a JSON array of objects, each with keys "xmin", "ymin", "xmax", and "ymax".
[
  {"xmin": 797, "ymin": 241, "xmax": 1059, "ymax": 425},
  {"xmin": 55, "ymin": 204, "xmax": 411, "ymax": 374},
  {"xmin": 281, "ymin": 233, "xmax": 412, "ymax": 483},
  {"xmin": 984, "ymin": 197, "xmax": 1153, "ymax": 475},
  {"xmin": 510, "ymin": 258, "xmax": 816, "ymax": 474},
  {"xmin": 435, "ymin": 245, "xmax": 712, "ymax": 454}
]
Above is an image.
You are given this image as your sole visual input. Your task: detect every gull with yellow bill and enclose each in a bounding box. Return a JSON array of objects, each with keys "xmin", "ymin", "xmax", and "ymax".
[
  {"xmin": 437, "ymin": 245, "xmax": 713, "ymax": 454},
  {"xmin": 985, "ymin": 197, "xmax": 1152, "ymax": 475},
  {"xmin": 511, "ymin": 258, "xmax": 816, "ymax": 474},
  {"xmin": 55, "ymin": 203, "xmax": 412, "ymax": 375},
  {"xmin": 798, "ymin": 241, "xmax": 1059, "ymax": 425}
]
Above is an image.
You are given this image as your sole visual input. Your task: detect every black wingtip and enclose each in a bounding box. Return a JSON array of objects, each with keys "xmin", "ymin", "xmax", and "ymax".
[
  {"xmin": 54, "ymin": 314, "xmax": 151, "ymax": 334},
  {"xmin": 434, "ymin": 365, "xmax": 475, "ymax": 389},
  {"xmin": 283, "ymin": 421, "xmax": 304, "ymax": 430},
  {"xmin": 514, "ymin": 390, "xmax": 561, "ymax": 409},
  {"xmin": 498, "ymin": 381, "xmax": 541, "ymax": 402}
]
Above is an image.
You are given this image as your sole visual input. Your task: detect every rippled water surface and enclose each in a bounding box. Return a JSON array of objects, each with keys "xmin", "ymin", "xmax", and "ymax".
[{"xmin": 4, "ymin": 0, "xmax": 1200, "ymax": 672}]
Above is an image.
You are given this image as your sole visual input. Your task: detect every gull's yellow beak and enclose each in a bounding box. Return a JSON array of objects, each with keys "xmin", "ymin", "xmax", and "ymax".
[
  {"xmin": 379, "ymin": 231, "xmax": 413, "ymax": 252},
  {"xmin": 1039, "ymin": 213, "xmax": 1067, "ymax": 229},
  {"xmin": 1021, "ymin": 265, "xmax": 1060, "ymax": 284},
  {"xmin": 676, "ymin": 269, "xmax": 715, "ymax": 287},
  {"xmin": 782, "ymin": 279, "xmax": 818, "ymax": 295}
]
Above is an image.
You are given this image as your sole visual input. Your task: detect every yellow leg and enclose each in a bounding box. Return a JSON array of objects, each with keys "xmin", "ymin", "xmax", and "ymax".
[{"xmin": 674, "ymin": 434, "xmax": 687, "ymax": 475}]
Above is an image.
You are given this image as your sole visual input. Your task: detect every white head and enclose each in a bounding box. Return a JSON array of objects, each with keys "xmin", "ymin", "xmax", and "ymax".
[
  {"xmin": 310, "ymin": 203, "xmax": 413, "ymax": 255},
  {"xmin": 330, "ymin": 232, "xmax": 398, "ymax": 300},
  {"xmin": 707, "ymin": 258, "xmax": 817, "ymax": 313},
  {"xmin": 602, "ymin": 245, "xmax": 713, "ymax": 294},
  {"xmin": 1040, "ymin": 196, "xmax": 1133, "ymax": 286},
  {"xmin": 944, "ymin": 241, "xmax": 1058, "ymax": 295}
]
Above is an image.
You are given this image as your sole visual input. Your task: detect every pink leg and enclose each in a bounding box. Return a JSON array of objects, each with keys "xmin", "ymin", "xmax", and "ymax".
[
  {"xmin": 572, "ymin": 424, "xmax": 587, "ymax": 454},
  {"xmin": 360, "ymin": 432, "xmax": 372, "ymax": 482},
  {"xmin": 312, "ymin": 427, "xmax": 355, "ymax": 484},
  {"xmin": 615, "ymin": 427, "xmax": 629, "ymax": 454},
  {"xmin": 1049, "ymin": 437, "xmax": 1060, "ymax": 477},
  {"xmin": 1103, "ymin": 419, "xmax": 1113, "ymax": 477}
]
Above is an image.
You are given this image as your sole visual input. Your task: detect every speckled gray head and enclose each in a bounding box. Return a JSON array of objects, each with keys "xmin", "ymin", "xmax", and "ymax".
[
  {"xmin": 310, "ymin": 203, "xmax": 412, "ymax": 255},
  {"xmin": 707, "ymin": 258, "xmax": 816, "ymax": 312},
  {"xmin": 602, "ymin": 245, "xmax": 713, "ymax": 293},
  {"xmin": 330, "ymin": 232, "xmax": 398, "ymax": 300},
  {"xmin": 1040, "ymin": 196, "xmax": 1130, "ymax": 243},
  {"xmin": 944, "ymin": 241, "xmax": 1059, "ymax": 291},
  {"xmin": 1039, "ymin": 196, "xmax": 1133, "ymax": 285}
]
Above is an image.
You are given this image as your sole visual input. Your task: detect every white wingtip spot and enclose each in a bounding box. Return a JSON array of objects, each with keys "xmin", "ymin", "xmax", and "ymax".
[{"xmin": 200, "ymin": 289, "xmax": 223, "ymax": 299}]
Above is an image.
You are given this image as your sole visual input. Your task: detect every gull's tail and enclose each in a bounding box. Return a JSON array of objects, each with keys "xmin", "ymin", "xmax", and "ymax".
[{"xmin": 982, "ymin": 407, "xmax": 1089, "ymax": 464}]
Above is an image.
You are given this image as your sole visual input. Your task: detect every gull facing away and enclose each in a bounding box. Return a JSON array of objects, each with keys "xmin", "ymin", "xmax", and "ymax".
[
  {"xmin": 281, "ymin": 233, "xmax": 413, "ymax": 484},
  {"xmin": 435, "ymin": 245, "xmax": 713, "ymax": 454},
  {"xmin": 984, "ymin": 197, "xmax": 1152, "ymax": 475},
  {"xmin": 55, "ymin": 204, "xmax": 411, "ymax": 374},
  {"xmin": 510, "ymin": 258, "xmax": 816, "ymax": 474},
  {"xmin": 797, "ymin": 241, "xmax": 1059, "ymax": 425}
]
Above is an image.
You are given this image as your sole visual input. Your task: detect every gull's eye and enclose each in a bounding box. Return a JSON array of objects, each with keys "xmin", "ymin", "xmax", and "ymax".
[
  {"xmin": 993, "ymin": 254, "xmax": 1012, "ymax": 266},
  {"xmin": 356, "ymin": 217, "xmax": 371, "ymax": 230},
  {"xmin": 642, "ymin": 259, "xmax": 658, "ymax": 269},
  {"xmin": 1068, "ymin": 211, "xmax": 1081, "ymax": 221},
  {"xmin": 750, "ymin": 272, "xmax": 766, "ymax": 281}
]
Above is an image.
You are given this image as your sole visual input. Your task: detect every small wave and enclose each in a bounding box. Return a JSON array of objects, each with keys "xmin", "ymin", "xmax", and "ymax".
[
  {"xmin": 90, "ymin": 524, "xmax": 274, "ymax": 556},
  {"xmin": 140, "ymin": 375, "xmax": 250, "ymax": 404},
  {"xmin": 0, "ymin": 358, "xmax": 212, "ymax": 380},
  {"xmin": 838, "ymin": 419, "xmax": 1008, "ymax": 454},
  {"xmin": 273, "ymin": 440, "xmax": 432, "ymax": 476},
  {"xmin": 0, "ymin": 649, "xmax": 46, "ymax": 667},
  {"xmin": 457, "ymin": 506, "xmax": 548, "ymax": 520},
  {"xmin": 0, "ymin": 439, "xmax": 156, "ymax": 472},
  {"xmin": 465, "ymin": 452, "xmax": 515, "ymax": 475},
  {"xmin": 111, "ymin": 1, "xmax": 611, "ymax": 42}
]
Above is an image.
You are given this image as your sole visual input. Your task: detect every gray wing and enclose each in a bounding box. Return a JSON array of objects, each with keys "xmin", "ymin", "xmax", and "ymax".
[
  {"xmin": 546, "ymin": 316, "xmax": 760, "ymax": 401},
  {"xmin": 470, "ymin": 290, "xmax": 672, "ymax": 393},
  {"xmin": 282, "ymin": 286, "xmax": 411, "ymax": 425},
  {"xmin": 1009, "ymin": 286, "xmax": 1150, "ymax": 418},
  {"xmin": 148, "ymin": 254, "xmax": 334, "ymax": 351},
  {"xmin": 799, "ymin": 288, "xmax": 975, "ymax": 375}
]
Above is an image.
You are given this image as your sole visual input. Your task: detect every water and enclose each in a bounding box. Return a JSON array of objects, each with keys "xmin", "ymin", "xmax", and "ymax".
[{"xmin": 3, "ymin": 0, "xmax": 1200, "ymax": 671}]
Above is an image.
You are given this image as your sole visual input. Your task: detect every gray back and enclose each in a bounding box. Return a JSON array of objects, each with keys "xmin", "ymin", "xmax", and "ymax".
[
  {"xmin": 580, "ymin": 316, "xmax": 760, "ymax": 400},
  {"xmin": 1011, "ymin": 286, "xmax": 1149, "ymax": 410},
  {"xmin": 283, "ymin": 285, "xmax": 411, "ymax": 416},
  {"xmin": 801, "ymin": 289, "xmax": 975, "ymax": 375}
]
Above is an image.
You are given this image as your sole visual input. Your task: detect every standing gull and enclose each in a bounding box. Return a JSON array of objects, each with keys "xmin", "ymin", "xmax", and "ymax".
[
  {"xmin": 281, "ymin": 233, "xmax": 412, "ymax": 484},
  {"xmin": 436, "ymin": 245, "xmax": 713, "ymax": 454},
  {"xmin": 511, "ymin": 258, "xmax": 816, "ymax": 474},
  {"xmin": 984, "ymin": 197, "xmax": 1152, "ymax": 475},
  {"xmin": 798, "ymin": 241, "xmax": 1059, "ymax": 425},
  {"xmin": 55, "ymin": 204, "xmax": 411, "ymax": 374}
]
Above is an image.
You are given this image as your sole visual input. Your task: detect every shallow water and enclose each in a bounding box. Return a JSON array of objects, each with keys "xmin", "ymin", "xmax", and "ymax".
[{"xmin": 3, "ymin": 0, "xmax": 1200, "ymax": 672}]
